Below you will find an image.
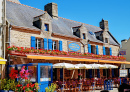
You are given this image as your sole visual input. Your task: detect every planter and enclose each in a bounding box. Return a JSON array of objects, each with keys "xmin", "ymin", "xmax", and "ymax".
[
  {"xmin": 8, "ymin": 91, "xmax": 14, "ymax": 92},
  {"xmin": 0, "ymin": 90, "xmax": 8, "ymax": 92}
]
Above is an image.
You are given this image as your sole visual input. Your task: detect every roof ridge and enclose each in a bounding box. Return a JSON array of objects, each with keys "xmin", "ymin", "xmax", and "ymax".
[
  {"xmin": 7, "ymin": 0, "xmax": 46, "ymax": 12},
  {"xmin": 58, "ymin": 17, "xmax": 101, "ymax": 29}
]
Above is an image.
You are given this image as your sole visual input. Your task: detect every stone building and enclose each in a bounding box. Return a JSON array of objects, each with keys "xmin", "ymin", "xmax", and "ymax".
[
  {"xmin": 0, "ymin": 0, "xmax": 7, "ymax": 79},
  {"xmin": 120, "ymin": 39, "xmax": 130, "ymax": 76},
  {"xmin": 4, "ymin": 0, "xmax": 129, "ymax": 91}
]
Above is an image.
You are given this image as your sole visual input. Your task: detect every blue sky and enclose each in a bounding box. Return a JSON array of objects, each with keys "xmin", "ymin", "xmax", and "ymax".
[{"xmin": 20, "ymin": 0, "xmax": 130, "ymax": 44}]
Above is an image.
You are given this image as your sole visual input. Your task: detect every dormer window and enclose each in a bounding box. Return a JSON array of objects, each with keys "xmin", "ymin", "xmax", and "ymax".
[
  {"xmin": 83, "ymin": 33, "xmax": 86, "ymax": 39},
  {"xmin": 44, "ymin": 24, "xmax": 49, "ymax": 31},
  {"xmin": 105, "ymin": 38, "xmax": 108, "ymax": 43}
]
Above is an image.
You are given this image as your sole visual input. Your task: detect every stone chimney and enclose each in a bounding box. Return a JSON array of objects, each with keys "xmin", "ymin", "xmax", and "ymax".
[
  {"xmin": 8, "ymin": 0, "xmax": 20, "ymax": 4},
  {"xmin": 44, "ymin": 3, "xmax": 58, "ymax": 19},
  {"xmin": 100, "ymin": 19, "xmax": 109, "ymax": 31},
  {"xmin": 121, "ymin": 39, "xmax": 127, "ymax": 47}
]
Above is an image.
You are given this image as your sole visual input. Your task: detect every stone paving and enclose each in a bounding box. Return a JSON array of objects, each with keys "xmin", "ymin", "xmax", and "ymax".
[{"xmin": 95, "ymin": 88, "xmax": 118, "ymax": 92}]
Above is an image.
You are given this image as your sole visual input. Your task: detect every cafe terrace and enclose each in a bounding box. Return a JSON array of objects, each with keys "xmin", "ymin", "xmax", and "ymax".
[{"xmin": 2, "ymin": 0, "xmax": 130, "ymax": 92}]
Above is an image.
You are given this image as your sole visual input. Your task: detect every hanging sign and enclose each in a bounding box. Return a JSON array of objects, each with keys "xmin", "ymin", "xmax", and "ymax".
[
  {"xmin": 68, "ymin": 41, "xmax": 81, "ymax": 52},
  {"xmin": 119, "ymin": 51, "xmax": 126, "ymax": 55}
]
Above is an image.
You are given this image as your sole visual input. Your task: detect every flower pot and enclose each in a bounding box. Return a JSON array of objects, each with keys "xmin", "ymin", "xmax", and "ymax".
[
  {"xmin": 0, "ymin": 90, "xmax": 8, "ymax": 92},
  {"xmin": 8, "ymin": 91, "xmax": 14, "ymax": 92}
]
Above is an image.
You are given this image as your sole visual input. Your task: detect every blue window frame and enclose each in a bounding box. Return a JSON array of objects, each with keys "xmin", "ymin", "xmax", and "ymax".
[{"xmin": 44, "ymin": 24, "xmax": 49, "ymax": 31}]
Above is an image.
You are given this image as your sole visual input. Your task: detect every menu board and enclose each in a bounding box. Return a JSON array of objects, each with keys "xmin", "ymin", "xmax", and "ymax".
[{"xmin": 119, "ymin": 69, "xmax": 128, "ymax": 77}]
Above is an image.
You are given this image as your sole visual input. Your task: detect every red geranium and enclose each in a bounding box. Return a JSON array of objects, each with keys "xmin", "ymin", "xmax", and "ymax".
[{"xmin": 9, "ymin": 68, "xmax": 18, "ymax": 79}]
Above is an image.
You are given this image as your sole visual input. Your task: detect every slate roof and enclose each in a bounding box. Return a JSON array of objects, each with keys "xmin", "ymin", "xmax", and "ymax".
[{"xmin": 6, "ymin": 0, "xmax": 119, "ymax": 46}]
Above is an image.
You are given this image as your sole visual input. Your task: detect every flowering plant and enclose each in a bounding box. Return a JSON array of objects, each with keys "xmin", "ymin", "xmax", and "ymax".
[
  {"xmin": 7, "ymin": 66, "xmax": 39, "ymax": 92},
  {"xmin": 7, "ymin": 46, "xmax": 126, "ymax": 61}
]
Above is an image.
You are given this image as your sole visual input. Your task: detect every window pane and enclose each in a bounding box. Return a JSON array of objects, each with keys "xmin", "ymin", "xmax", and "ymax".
[
  {"xmin": 28, "ymin": 66, "xmax": 37, "ymax": 82},
  {"xmin": 40, "ymin": 66, "xmax": 51, "ymax": 82},
  {"xmin": 45, "ymin": 24, "xmax": 49, "ymax": 31}
]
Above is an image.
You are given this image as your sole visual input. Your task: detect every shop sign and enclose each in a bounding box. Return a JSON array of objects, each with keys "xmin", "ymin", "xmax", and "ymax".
[
  {"xmin": 68, "ymin": 41, "xmax": 81, "ymax": 52},
  {"xmin": 119, "ymin": 69, "xmax": 128, "ymax": 77},
  {"xmin": 119, "ymin": 51, "xmax": 126, "ymax": 55}
]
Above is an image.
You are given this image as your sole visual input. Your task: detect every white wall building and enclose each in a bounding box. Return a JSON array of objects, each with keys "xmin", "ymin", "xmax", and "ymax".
[{"xmin": 0, "ymin": 0, "xmax": 4, "ymax": 57}]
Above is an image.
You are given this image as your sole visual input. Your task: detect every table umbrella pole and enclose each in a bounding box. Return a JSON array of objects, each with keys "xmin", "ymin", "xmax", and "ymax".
[{"xmin": 63, "ymin": 68, "xmax": 64, "ymax": 92}]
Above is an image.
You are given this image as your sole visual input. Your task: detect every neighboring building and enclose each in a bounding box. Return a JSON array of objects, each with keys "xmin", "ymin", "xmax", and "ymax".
[
  {"xmin": 120, "ymin": 39, "xmax": 130, "ymax": 74},
  {"xmin": 0, "ymin": 0, "xmax": 3, "ymax": 57},
  {"xmin": 4, "ymin": 0, "xmax": 125, "ymax": 91},
  {"xmin": 0, "ymin": 0, "xmax": 6, "ymax": 79}
]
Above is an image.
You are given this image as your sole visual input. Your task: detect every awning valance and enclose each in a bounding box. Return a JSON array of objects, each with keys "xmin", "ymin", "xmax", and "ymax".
[
  {"xmin": 27, "ymin": 55, "xmax": 98, "ymax": 62},
  {"xmin": 0, "ymin": 57, "xmax": 7, "ymax": 64},
  {"xmin": 26, "ymin": 55, "xmax": 130, "ymax": 64}
]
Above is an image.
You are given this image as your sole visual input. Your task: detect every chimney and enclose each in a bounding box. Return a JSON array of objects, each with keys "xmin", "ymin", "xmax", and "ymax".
[
  {"xmin": 100, "ymin": 19, "xmax": 109, "ymax": 31},
  {"xmin": 121, "ymin": 39, "xmax": 127, "ymax": 47},
  {"xmin": 44, "ymin": 3, "xmax": 58, "ymax": 19}
]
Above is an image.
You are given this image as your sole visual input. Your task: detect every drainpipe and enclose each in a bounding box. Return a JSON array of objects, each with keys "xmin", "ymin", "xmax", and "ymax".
[
  {"xmin": 8, "ymin": 26, "xmax": 11, "ymax": 65},
  {"xmin": 3, "ymin": 0, "xmax": 6, "ymax": 59}
]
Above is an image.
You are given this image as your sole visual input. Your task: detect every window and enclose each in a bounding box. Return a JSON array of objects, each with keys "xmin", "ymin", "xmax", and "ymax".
[
  {"xmin": 91, "ymin": 45, "xmax": 96, "ymax": 54},
  {"xmin": 44, "ymin": 24, "xmax": 49, "ymax": 31},
  {"xmin": 35, "ymin": 38, "xmax": 41, "ymax": 49},
  {"xmin": 83, "ymin": 33, "xmax": 86, "ymax": 39},
  {"xmin": 105, "ymin": 38, "xmax": 108, "ymax": 43},
  {"xmin": 105, "ymin": 47, "xmax": 110, "ymax": 55},
  {"xmin": 89, "ymin": 31, "xmax": 95, "ymax": 35},
  {"xmin": 52, "ymin": 40, "xmax": 58, "ymax": 50}
]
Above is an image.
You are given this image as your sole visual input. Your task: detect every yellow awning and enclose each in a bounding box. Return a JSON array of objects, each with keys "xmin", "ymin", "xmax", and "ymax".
[
  {"xmin": 26, "ymin": 55, "xmax": 130, "ymax": 64},
  {"xmin": 99, "ymin": 60, "xmax": 130, "ymax": 64},
  {"xmin": 27, "ymin": 55, "xmax": 98, "ymax": 62},
  {"xmin": 0, "ymin": 57, "xmax": 7, "ymax": 64}
]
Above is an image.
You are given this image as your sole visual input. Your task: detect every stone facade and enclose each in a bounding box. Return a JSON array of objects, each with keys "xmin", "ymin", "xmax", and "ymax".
[{"xmin": 10, "ymin": 28, "xmax": 120, "ymax": 56}]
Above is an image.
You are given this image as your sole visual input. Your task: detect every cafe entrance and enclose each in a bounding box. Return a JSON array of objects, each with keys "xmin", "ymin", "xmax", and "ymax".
[{"xmin": 8, "ymin": 63, "xmax": 53, "ymax": 92}]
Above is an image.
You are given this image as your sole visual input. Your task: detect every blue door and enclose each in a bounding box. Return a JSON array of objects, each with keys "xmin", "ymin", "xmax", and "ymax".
[{"xmin": 37, "ymin": 63, "xmax": 53, "ymax": 92}]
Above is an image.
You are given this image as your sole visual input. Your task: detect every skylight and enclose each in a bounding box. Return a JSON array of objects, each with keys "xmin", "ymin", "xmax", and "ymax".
[{"xmin": 89, "ymin": 31, "xmax": 95, "ymax": 35}]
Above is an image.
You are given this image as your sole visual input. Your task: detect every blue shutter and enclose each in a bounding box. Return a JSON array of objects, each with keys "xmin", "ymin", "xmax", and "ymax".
[
  {"xmin": 110, "ymin": 47, "xmax": 112, "ymax": 56},
  {"xmin": 97, "ymin": 69, "xmax": 100, "ymax": 78},
  {"xmin": 48, "ymin": 39, "xmax": 52, "ymax": 50},
  {"xmin": 44, "ymin": 38, "xmax": 47, "ymax": 50},
  {"xmin": 88, "ymin": 44, "xmax": 91, "ymax": 53},
  {"xmin": 31, "ymin": 36, "xmax": 36, "ymax": 49},
  {"xmin": 59, "ymin": 40, "xmax": 62, "ymax": 51},
  {"xmin": 89, "ymin": 69, "xmax": 92, "ymax": 78},
  {"xmin": 103, "ymin": 46, "xmax": 106, "ymax": 55},
  {"xmin": 96, "ymin": 45, "xmax": 99, "ymax": 55}
]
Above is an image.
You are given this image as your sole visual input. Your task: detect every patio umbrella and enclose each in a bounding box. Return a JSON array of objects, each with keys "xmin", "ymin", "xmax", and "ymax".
[
  {"xmin": 103, "ymin": 64, "xmax": 118, "ymax": 78},
  {"xmin": 53, "ymin": 63, "xmax": 79, "ymax": 92},
  {"xmin": 103, "ymin": 64, "xmax": 118, "ymax": 69},
  {"xmin": 75, "ymin": 64, "xmax": 92, "ymax": 78},
  {"xmin": 89, "ymin": 64, "xmax": 106, "ymax": 91}
]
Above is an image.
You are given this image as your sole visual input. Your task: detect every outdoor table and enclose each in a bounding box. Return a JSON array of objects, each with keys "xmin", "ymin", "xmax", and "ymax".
[{"xmin": 104, "ymin": 79, "xmax": 113, "ymax": 90}]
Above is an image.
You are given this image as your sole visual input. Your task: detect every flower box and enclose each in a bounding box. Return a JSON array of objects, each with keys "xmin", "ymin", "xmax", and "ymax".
[{"xmin": 7, "ymin": 46, "xmax": 126, "ymax": 61}]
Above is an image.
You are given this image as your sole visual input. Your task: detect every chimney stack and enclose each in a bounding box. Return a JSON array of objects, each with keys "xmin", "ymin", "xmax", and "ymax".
[
  {"xmin": 100, "ymin": 19, "xmax": 109, "ymax": 31},
  {"xmin": 44, "ymin": 3, "xmax": 58, "ymax": 19}
]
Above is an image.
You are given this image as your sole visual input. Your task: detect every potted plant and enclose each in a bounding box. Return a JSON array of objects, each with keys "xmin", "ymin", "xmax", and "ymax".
[
  {"xmin": 45, "ymin": 83, "xmax": 57, "ymax": 92},
  {"xmin": 0, "ymin": 79, "xmax": 11, "ymax": 92}
]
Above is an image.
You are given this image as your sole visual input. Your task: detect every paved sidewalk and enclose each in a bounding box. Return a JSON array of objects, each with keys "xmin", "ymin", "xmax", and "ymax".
[{"xmin": 95, "ymin": 88, "xmax": 118, "ymax": 92}]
